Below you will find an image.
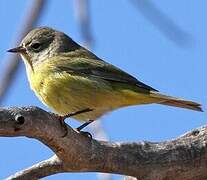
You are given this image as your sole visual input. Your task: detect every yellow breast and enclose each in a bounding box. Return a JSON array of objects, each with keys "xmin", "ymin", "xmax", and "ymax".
[
  {"xmin": 25, "ymin": 61, "xmax": 122, "ymax": 121},
  {"xmin": 24, "ymin": 58, "xmax": 155, "ymax": 121}
]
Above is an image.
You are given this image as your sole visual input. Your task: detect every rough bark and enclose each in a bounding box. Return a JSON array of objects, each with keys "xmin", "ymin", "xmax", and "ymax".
[{"xmin": 0, "ymin": 106, "xmax": 206, "ymax": 180}]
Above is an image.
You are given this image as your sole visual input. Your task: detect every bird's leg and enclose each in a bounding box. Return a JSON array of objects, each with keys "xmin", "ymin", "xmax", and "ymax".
[
  {"xmin": 63, "ymin": 108, "xmax": 93, "ymax": 119},
  {"xmin": 76, "ymin": 120, "xmax": 94, "ymax": 139},
  {"xmin": 76, "ymin": 120, "xmax": 94, "ymax": 131},
  {"xmin": 53, "ymin": 108, "xmax": 93, "ymax": 137}
]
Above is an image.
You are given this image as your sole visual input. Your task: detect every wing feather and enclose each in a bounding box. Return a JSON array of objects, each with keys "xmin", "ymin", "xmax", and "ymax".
[{"xmin": 55, "ymin": 57, "xmax": 157, "ymax": 92}]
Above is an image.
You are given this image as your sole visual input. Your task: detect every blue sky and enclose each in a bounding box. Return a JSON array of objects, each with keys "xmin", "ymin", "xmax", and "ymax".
[{"xmin": 0, "ymin": 0, "xmax": 206, "ymax": 179}]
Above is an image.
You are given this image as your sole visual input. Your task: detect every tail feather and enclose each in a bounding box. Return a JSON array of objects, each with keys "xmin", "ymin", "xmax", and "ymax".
[
  {"xmin": 150, "ymin": 91, "xmax": 203, "ymax": 112},
  {"xmin": 158, "ymin": 99, "xmax": 203, "ymax": 112}
]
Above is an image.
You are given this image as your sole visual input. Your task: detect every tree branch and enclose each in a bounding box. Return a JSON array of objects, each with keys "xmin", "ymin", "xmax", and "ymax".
[
  {"xmin": 6, "ymin": 156, "xmax": 63, "ymax": 180},
  {"xmin": 0, "ymin": 106, "xmax": 206, "ymax": 180}
]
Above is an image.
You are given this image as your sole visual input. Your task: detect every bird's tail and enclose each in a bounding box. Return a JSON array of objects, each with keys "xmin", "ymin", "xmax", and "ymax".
[{"xmin": 150, "ymin": 91, "xmax": 203, "ymax": 112}]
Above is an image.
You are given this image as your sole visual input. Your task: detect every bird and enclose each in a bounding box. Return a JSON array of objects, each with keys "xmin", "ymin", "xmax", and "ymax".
[{"xmin": 8, "ymin": 27, "xmax": 203, "ymax": 133}]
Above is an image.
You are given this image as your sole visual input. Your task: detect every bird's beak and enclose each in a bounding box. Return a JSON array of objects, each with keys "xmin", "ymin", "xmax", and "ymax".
[{"xmin": 7, "ymin": 46, "xmax": 26, "ymax": 53}]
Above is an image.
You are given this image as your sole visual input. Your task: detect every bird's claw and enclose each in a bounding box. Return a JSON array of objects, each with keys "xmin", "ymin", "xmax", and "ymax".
[
  {"xmin": 59, "ymin": 119, "xmax": 68, "ymax": 137},
  {"xmin": 53, "ymin": 108, "xmax": 94, "ymax": 138},
  {"xmin": 78, "ymin": 130, "xmax": 93, "ymax": 139}
]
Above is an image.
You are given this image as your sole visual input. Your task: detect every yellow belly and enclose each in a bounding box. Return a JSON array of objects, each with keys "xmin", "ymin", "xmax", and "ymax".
[
  {"xmin": 29, "ymin": 71, "xmax": 121, "ymax": 121},
  {"xmin": 27, "ymin": 65, "xmax": 156, "ymax": 121}
]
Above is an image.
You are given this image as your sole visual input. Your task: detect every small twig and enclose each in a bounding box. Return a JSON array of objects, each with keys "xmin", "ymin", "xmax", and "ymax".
[
  {"xmin": 0, "ymin": 0, "xmax": 47, "ymax": 103},
  {"xmin": 130, "ymin": 0, "xmax": 192, "ymax": 46},
  {"xmin": 73, "ymin": 0, "xmax": 93, "ymax": 48},
  {"xmin": 6, "ymin": 155, "xmax": 63, "ymax": 180}
]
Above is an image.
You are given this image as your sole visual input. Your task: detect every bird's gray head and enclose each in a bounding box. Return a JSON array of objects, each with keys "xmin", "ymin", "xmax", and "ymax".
[{"xmin": 8, "ymin": 27, "xmax": 80, "ymax": 66}]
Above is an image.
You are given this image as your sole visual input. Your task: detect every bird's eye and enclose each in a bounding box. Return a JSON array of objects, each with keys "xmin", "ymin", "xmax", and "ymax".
[{"xmin": 31, "ymin": 42, "xmax": 41, "ymax": 50}]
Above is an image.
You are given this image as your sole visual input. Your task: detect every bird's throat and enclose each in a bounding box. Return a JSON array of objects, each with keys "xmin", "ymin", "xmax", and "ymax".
[{"xmin": 20, "ymin": 53, "xmax": 34, "ymax": 72}]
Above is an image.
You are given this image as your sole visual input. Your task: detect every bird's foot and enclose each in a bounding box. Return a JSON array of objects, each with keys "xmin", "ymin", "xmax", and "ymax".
[
  {"xmin": 52, "ymin": 115, "xmax": 68, "ymax": 137},
  {"xmin": 53, "ymin": 108, "xmax": 93, "ymax": 138},
  {"xmin": 78, "ymin": 131, "xmax": 93, "ymax": 139},
  {"xmin": 76, "ymin": 120, "xmax": 94, "ymax": 139}
]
